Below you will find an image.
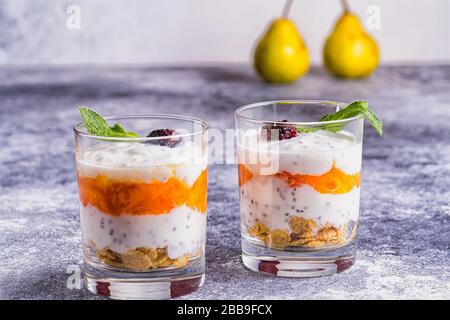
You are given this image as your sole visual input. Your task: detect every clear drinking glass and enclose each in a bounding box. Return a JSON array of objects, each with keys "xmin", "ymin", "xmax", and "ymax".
[
  {"xmin": 235, "ymin": 100, "xmax": 363, "ymax": 277},
  {"xmin": 74, "ymin": 114, "xmax": 208, "ymax": 299}
]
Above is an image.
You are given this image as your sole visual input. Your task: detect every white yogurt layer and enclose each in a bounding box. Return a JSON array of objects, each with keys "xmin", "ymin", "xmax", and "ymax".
[
  {"xmin": 77, "ymin": 141, "xmax": 207, "ymax": 185},
  {"xmin": 81, "ymin": 205, "xmax": 206, "ymax": 259},
  {"xmin": 238, "ymin": 130, "xmax": 362, "ymax": 176},
  {"xmin": 238, "ymin": 129, "xmax": 362, "ymax": 235},
  {"xmin": 240, "ymin": 175, "xmax": 360, "ymax": 231}
]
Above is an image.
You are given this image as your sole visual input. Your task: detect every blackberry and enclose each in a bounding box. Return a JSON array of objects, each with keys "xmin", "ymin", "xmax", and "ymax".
[
  {"xmin": 262, "ymin": 120, "xmax": 298, "ymax": 141},
  {"xmin": 146, "ymin": 129, "xmax": 181, "ymax": 147}
]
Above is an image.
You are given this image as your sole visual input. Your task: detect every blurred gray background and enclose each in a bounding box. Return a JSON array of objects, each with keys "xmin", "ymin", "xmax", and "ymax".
[{"xmin": 0, "ymin": 0, "xmax": 449, "ymax": 65}]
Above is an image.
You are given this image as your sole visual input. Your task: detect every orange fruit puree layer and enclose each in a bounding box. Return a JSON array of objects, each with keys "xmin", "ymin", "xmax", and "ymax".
[
  {"xmin": 238, "ymin": 164, "xmax": 359, "ymax": 194},
  {"xmin": 78, "ymin": 169, "xmax": 208, "ymax": 216},
  {"xmin": 238, "ymin": 164, "xmax": 254, "ymax": 187}
]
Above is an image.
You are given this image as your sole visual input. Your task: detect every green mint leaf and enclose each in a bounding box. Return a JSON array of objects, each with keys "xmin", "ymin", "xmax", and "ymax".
[
  {"xmin": 79, "ymin": 107, "xmax": 112, "ymax": 136},
  {"xmin": 111, "ymin": 123, "xmax": 139, "ymax": 137},
  {"xmin": 296, "ymin": 126, "xmax": 320, "ymax": 133},
  {"xmin": 320, "ymin": 101, "xmax": 383, "ymax": 136},
  {"xmin": 297, "ymin": 101, "xmax": 383, "ymax": 136},
  {"xmin": 111, "ymin": 123, "xmax": 127, "ymax": 134},
  {"xmin": 78, "ymin": 107, "xmax": 139, "ymax": 138}
]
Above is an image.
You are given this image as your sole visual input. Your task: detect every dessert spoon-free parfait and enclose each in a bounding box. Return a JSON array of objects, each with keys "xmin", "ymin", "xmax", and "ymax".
[
  {"xmin": 235, "ymin": 100, "xmax": 382, "ymax": 277},
  {"xmin": 74, "ymin": 108, "xmax": 208, "ymax": 299}
]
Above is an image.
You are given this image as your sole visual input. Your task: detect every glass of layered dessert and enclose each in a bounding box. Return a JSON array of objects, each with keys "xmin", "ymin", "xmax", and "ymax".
[
  {"xmin": 74, "ymin": 112, "xmax": 208, "ymax": 299},
  {"xmin": 235, "ymin": 100, "xmax": 367, "ymax": 277}
]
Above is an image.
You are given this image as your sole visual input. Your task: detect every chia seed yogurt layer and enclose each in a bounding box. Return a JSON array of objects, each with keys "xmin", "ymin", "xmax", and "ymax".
[{"xmin": 238, "ymin": 129, "xmax": 362, "ymax": 249}]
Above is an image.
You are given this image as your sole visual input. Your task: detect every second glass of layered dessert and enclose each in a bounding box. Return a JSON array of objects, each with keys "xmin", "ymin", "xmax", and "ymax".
[
  {"xmin": 74, "ymin": 114, "xmax": 208, "ymax": 299},
  {"xmin": 235, "ymin": 101, "xmax": 364, "ymax": 277}
]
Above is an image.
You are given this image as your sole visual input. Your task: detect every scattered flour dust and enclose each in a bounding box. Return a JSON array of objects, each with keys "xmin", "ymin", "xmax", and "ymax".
[
  {"xmin": 320, "ymin": 254, "xmax": 450, "ymax": 299},
  {"xmin": 0, "ymin": 217, "xmax": 27, "ymax": 233},
  {"xmin": 441, "ymin": 204, "xmax": 450, "ymax": 216},
  {"xmin": 0, "ymin": 187, "xmax": 77, "ymax": 213}
]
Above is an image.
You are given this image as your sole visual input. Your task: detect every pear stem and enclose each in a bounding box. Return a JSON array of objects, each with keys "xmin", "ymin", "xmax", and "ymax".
[
  {"xmin": 282, "ymin": 0, "xmax": 294, "ymax": 18},
  {"xmin": 340, "ymin": 0, "xmax": 350, "ymax": 13}
]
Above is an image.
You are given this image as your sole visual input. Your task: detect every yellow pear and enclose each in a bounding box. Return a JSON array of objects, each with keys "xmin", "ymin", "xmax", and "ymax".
[
  {"xmin": 324, "ymin": 1, "xmax": 379, "ymax": 78},
  {"xmin": 254, "ymin": 0, "xmax": 310, "ymax": 83}
]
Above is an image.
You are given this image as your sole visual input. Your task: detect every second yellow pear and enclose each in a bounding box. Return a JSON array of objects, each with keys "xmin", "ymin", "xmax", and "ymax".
[{"xmin": 323, "ymin": 5, "xmax": 380, "ymax": 78}]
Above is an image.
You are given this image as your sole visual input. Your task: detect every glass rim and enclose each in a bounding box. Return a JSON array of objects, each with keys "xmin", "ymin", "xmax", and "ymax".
[
  {"xmin": 234, "ymin": 100, "xmax": 364, "ymax": 126},
  {"xmin": 74, "ymin": 113, "xmax": 208, "ymax": 142}
]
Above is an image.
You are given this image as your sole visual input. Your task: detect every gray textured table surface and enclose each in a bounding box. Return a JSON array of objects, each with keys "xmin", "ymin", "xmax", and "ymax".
[{"xmin": 0, "ymin": 65, "xmax": 449, "ymax": 300}]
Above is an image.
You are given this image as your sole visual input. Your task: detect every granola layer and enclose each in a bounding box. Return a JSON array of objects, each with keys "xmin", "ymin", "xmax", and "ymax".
[
  {"xmin": 248, "ymin": 216, "xmax": 347, "ymax": 249},
  {"xmin": 97, "ymin": 246, "xmax": 200, "ymax": 271}
]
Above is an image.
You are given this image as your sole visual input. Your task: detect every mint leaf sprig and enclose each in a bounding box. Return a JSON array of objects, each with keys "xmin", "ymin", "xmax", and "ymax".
[
  {"xmin": 297, "ymin": 101, "xmax": 383, "ymax": 136},
  {"xmin": 78, "ymin": 107, "xmax": 139, "ymax": 138}
]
